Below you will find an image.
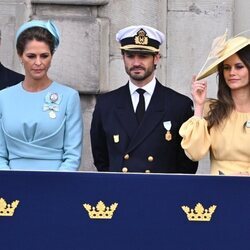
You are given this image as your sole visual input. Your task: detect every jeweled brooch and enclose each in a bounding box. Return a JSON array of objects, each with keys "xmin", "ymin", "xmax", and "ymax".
[{"xmin": 43, "ymin": 92, "xmax": 62, "ymax": 119}]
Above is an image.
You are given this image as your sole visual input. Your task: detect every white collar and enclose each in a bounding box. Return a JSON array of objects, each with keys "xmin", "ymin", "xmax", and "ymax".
[{"xmin": 129, "ymin": 77, "xmax": 156, "ymax": 95}]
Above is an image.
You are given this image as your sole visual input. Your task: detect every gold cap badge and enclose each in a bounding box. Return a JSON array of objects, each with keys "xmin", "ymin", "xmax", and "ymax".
[{"xmin": 134, "ymin": 29, "xmax": 149, "ymax": 45}]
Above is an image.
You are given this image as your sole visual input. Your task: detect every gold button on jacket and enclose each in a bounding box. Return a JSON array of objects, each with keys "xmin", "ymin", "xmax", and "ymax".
[
  {"xmin": 122, "ymin": 167, "xmax": 128, "ymax": 173},
  {"xmin": 147, "ymin": 156, "xmax": 154, "ymax": 162},
  {"xmin": 124, "ymin": 154, "xmax": 129, "ymax": 160}
]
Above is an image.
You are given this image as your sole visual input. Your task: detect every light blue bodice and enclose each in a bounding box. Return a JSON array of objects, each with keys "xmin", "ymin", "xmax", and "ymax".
[{"xmin": 0, "ymin": 82, "xmax": 83, "ymax": 171}]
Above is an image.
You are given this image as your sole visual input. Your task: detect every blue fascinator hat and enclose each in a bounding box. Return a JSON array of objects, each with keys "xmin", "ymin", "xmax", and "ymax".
[{"xmin": 15, "ymin": 20, "xmax": 60, "ymax": 49}]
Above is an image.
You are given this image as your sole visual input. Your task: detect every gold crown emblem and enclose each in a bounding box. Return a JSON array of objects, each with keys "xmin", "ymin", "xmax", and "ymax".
[
  {"xmin": 182, "ymin": 203, "xmax": 217, "ymax": 222},
  {"xmin": 134, "ymin": 29, "xmax": 149, "ymax": 45},
  {"xmin": 83, "ymin": 201, "xmax": 118, "ymax": 219},
  {"xmin": 0, "ymin": 198, "xmax": 20, "ymax": 217}
]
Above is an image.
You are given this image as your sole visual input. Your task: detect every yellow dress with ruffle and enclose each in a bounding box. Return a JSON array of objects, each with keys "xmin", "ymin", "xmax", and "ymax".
[{"xmin": 179, "ymin": 103, "xmax": 250, "ymax": 175}]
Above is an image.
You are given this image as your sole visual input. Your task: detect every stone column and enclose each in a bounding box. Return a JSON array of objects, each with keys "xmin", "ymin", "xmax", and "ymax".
[
  {"xmin": 234, "ymin": 0, "xmax": 250, "ymax": 35},
  {"xmin": 0, "ymin": 0, "xmax": 30, "ymax": 73},
  {"xmin": 166, "ymin": 0, "xmax": 234, "ymax": 174},
  {"xmin": 31, "ymin": 0, "xmax": 110, "ymax": 171}
]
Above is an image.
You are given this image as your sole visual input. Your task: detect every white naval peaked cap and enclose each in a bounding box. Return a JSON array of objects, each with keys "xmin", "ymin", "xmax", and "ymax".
[{"xmin": 116, "ymin": 25, "xmax": 165, "ymax": 53}]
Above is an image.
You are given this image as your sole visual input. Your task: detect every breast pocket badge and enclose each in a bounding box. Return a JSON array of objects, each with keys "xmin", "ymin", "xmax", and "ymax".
[
  {"xmin": 163, "ymin": 121, "xmax": 172, "ymax": 141},
  {"xmin": 113, "ymin": 134, "xmax": 119, "ymax": 143}
]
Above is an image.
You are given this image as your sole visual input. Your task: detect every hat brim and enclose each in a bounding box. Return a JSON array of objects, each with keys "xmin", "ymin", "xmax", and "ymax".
[
  {"xmin": 197, "ymin": 37, "xmax": 250, "ymax": 80},
  {"xmin": 120, "ymin": 44, "xmax": 159, "ymax": 53}
]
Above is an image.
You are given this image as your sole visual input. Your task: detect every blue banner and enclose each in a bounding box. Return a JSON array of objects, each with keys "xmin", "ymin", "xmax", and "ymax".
[{"xmin": 0, "ymin": 171, "xmax": 249, "ymax": 250}]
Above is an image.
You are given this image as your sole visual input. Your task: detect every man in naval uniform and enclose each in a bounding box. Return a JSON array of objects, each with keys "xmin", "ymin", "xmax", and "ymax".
[
  {"xmin": 90, "ymin": 25, "xmax": 198, "ymax": 173},
  {"xmin": 0, "ymin": 29, "xmax": 24, "ymax": 90}
]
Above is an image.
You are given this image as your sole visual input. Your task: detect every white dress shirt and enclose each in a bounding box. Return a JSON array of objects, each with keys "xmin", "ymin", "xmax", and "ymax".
[{"xmin": 129, "ymin": 77, "xmax": 156, "ymax": 112}]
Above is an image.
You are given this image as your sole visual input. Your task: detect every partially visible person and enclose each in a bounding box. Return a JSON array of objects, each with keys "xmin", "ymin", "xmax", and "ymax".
[
  {"xmin": 0, "ymin": 29, "xmax": 24, "ymax": 89},
  {"xmin": 179, "ymin": 33, "xmax": 250, "ymax": 175},
  {"xmin": 90, "ymin": 25, "xmax": 198, "ymax": 173},
  {"xmin": 0, "ymin": 20, "xmax": 83, "ymax": 171}
]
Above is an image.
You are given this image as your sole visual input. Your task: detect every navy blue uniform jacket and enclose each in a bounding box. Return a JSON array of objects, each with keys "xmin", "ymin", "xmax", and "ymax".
[
  {"xmin": 90, "ymin": 80, "xmax": 198, "ymax": 173},
  {"xmin": 0, "ymin": 63, "xmax": 24, "ymax": 90}
]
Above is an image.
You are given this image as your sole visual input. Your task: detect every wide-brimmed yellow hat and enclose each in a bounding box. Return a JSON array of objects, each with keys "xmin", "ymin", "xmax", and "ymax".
[{"xmin": 197, "ymin": 35, "xmax": 250, "ymax": 80}]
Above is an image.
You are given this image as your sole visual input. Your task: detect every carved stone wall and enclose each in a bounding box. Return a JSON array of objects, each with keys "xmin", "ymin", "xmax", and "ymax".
[{"xmin": 0, "ymin": 1, "xmax": 28, "ymax": 72}]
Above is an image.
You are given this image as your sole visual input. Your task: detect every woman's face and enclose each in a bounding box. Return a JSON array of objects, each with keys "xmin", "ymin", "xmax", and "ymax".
[
  {"xmin": 223, "ymin": 53, "xmax": 249, "ymax": 91},
  {"xmin": 19, "ymin": 39, "xmax": 52, "ymax": 81}
]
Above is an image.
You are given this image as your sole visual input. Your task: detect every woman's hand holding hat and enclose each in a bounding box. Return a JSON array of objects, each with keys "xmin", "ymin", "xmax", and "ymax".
[{"xmin": 191, "ymin": 75, "xmax": 207, "ymax": 117}]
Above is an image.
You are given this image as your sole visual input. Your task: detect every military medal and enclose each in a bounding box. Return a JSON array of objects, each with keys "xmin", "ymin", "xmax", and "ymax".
[
  {"xmin": 49, "ymin": 110, "xmax": 56, "ymax": 119},
  {"xmin": 163, "ymin": 121, "xmax": 172, "ymax": 141},
  {"xmin": 113, "ymin": 135, "xmax": 119, "ymax": 143},
  {"xmin": 165, "ymin": 131, "xmax": 172, "ymax": 141}
]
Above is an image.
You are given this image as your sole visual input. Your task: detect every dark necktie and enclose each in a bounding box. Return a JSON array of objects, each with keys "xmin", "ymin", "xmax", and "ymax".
[{"xmin": 136, "ymin": 88, "xmax": 146, "ymax": 123}]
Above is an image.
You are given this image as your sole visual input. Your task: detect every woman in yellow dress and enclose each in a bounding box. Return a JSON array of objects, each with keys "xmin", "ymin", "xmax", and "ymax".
[{"xmin": 179, "ymin": 33, "xmax": 250, "ymax": 175}]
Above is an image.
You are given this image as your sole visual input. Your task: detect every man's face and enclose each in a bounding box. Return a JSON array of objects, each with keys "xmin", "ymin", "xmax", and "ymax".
[{"xmin": 123, "ymin": 51, "xmax": 160, "ymax": 86}]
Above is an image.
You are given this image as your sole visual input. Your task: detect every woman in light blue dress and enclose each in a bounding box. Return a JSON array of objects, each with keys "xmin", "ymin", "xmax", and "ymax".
[{"xmin": 0, "ymin": 20, "xmax": 83, "ymax": 171}]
